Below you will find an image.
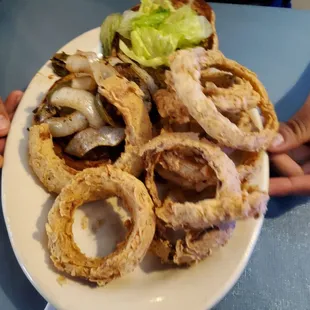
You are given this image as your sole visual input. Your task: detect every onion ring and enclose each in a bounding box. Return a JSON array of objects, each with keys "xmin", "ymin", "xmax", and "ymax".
[
  {"xmin": 29, "ymin": 73, "xmax": 152, "ymax": 193},
  {"xmin": 235, "ymin": 110, "xmax": 260, "ymax": 133},
  {"xmin": 82, "ymin": 51, "xmax": 153, "ymax": 112},
  {"xmin": 173, "ymin": 224, "xmax": 235, "ymax": 265},
  {"xmin": 151, "ymin": 222, "xmax": 235, "ymax": 266},
  {"xmin": 97, "ymin": 74, "xmax": 152, "ymax": 147},
  {"xmin": 168, "ymin": 47, "xmax": 279, "ymax": 151},
  {"xmin": 159, "ymin": 186, "xmax": 268, "ymax": 230},
  {"xmin": 153, "ymin": 89, "xmax": 191, "ymax": 124},
  {"xmin": 46, "ymin": 166, "xmax": 156, "ymax": 286},
  {"xmin": 28, "ymin": 124, "xmax": 77, "ymax": 194},
  {"xmin": 112, "ymin": 59, "xmax": 153, "ymax": 112},
  {"xmin": 158, "ymin": 147, "xmax": 262, "ymax": 187},
  {"xmin": 155, "ymin": 165, "xmax": 210, "ymax": 192},
  {"xmin": 150, "ymin": 189, "xmax": 235, "ymax": 266},
  {"xmin": 159, "ymin": 150, "xmax": 215, "ymax": 182},
  {"xmin": 201, "ymin": 68, "xmax": 260, "ymax": 113},
  {"xmin": 140, "ymin": 132, "xmax": 269, "ymax": 230}
]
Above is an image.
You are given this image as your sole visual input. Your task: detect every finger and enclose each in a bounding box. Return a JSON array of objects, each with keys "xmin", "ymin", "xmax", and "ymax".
[
  {"xmin": 302, "ymin": 161, "xmax": 310, "ymax": 174},
  {"xmin": 0, "ymin": 138, "xmax": 5, "ymax": 168},
  {"xmin": 270, "ymin": 153, "xmax": 304, "ymax": 177},
  {"xmin": 269, "ymin": 121, "xmax": 310, "ymax": 153},
  {"xmin": 0, "ymin": 98, "xmax": 11, "ymax": 137},
  {"xmin": 288, "ymin": 144, "xmax": 310, "ymax": 164},
  {"xmin": 269, "ymin": 175, "xmax": 310, "ymax": 196},
  {"xmin": 0, "ymin": 138, "xmax": 6, "ymax": 155},
  {"xmin": 269, "ymin": 94, "xmax": 310, "ymax": 153},
  {"xmin": 4, "ymin": 90, "xmax": 23, "ymax": 115},
  {"xmin": 8, "ymin": 112, "xmax": 15, "ymax": 121}
]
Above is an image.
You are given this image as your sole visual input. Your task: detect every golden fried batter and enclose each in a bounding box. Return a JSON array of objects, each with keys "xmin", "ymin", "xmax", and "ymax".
[
  {"xmin": 202, "ymin": 68, "xmax": 260, "ymax": 113},
  {"xmin": 151, "ymin": 217, "xmax": 235, "ymax": 266},
  {"xmin": 141, "ymin": 132, "xmax": 269, "ymax": 230},
  {"xmin": 29, "ymin": 74, "xmax": 152, "ymax": 194},
  {"xmin": 46, "ymin": 166, "xmax": 156, "ymax": 286},
  {"xmin": 168, "ymin": 47, "xmax": 279, "ymax": 151},
  {"xmin": 28, "ymin": 124, "xmax": 77, "ymax": 194}
]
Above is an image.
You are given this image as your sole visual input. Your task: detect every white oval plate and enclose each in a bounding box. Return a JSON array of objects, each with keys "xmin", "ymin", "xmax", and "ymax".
[{"xmin": 2, "ymin": 28, "xmax": 268, "ymax": 310}]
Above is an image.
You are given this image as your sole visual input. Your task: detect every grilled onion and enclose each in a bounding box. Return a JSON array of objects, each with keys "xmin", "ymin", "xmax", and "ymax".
[
  {"xmin": 44, "ymin": 111, "xmax": 88, "ymax": 137},
  {"xmin": 65, "ymin": 126, "xmax": 125, "ymax": 158},
  {"xmin": 50, "ymin": 87, "xmax": 104, "ymax": 129},
  {"xmin": 71, "ymin": 74, "xmax": 97, "ymax": 91},
  {"xmin": 118, "ymin": 52, "xmax": 158, "ymax": 94}
]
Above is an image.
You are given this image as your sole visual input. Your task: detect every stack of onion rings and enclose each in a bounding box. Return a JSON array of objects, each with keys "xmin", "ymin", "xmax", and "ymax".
[
  {"xmin": 27, "ymin": 1, "xmax": 278, "ymax": 284},
  {"xmin": 140, "ymin": 133, "xmax": 269, "ymax": 265}
]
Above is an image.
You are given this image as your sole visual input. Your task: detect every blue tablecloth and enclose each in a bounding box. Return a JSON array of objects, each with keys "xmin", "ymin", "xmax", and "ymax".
[{"xmin": 1, "ymin": 1, "xmax": 310, "ymax": 309}]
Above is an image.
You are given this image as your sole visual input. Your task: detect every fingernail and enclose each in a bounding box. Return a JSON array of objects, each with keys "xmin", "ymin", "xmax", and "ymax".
[
  {"xmin": 0, "ymin": 115, "xmax": 10, "ymax": 131},
  {"xmin": 271, "ymin": 134, "xmax": 284, "ymax": 148}
]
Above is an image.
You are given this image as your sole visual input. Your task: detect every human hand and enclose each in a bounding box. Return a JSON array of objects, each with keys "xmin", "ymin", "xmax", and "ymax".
[
  {"xmin": 269, "ymin": 94, "xmax": 310, "ymax": 196},
  {"xmin": 0, "ymin": 91, "xmax": 23, "ymax": 167}
]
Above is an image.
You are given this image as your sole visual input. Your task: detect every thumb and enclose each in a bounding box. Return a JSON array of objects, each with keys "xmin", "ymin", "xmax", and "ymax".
[
  {"xmin": 269, "ymin": 120, "xmax": 310, "ymax": 153},
  {"xmin": 269, "ymin": 95, "xmax": 310, "ymax": 153}
]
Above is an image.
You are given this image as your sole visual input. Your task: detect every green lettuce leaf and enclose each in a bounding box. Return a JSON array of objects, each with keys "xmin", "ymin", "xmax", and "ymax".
[
  {"xmin": 132, "ymin": 27, "xmax": 178, "ymax": 58},
  {"xmin": 139, "ymin": 0, "xmax": 175, "ymax": 14},
  {"xmin": 100, "ymin": 0, "xmax": 213, "ymax": 66},
  {"xmin": 100, "ymin": 13, "xmax": 122, "ymax": 56},
  {"xmin": 117, "ymin": 10, "xmax": 141, "ymax": 39},
  {"xmin": 119, "ymin": 27, "xmax": 177, "ymax": 67},
  {"xmin": 160, "ymin": 6, "xmax": 213, "ymax": 48},
  {"xmin": 132, "ymin": 8, "xmax": 170, "ymax": 28},
  {"xmin": 119, "ymin": 40, "xmax": 165, "ymax": 67}
]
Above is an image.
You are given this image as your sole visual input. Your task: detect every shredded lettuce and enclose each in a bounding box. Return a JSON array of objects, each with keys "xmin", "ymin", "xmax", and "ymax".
[
  {"xmin": 100, "ymin": 0, "xmax": 213, "ymax": 67},
  {"xmin": 100, "ymin": 13, "xmax": 122, "ymax": 56}
]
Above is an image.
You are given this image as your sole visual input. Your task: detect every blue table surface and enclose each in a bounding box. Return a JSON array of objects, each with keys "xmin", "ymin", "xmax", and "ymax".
[{"xmin": 1, "ymin": 1, "xmax": 310, "ymax": 309}]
